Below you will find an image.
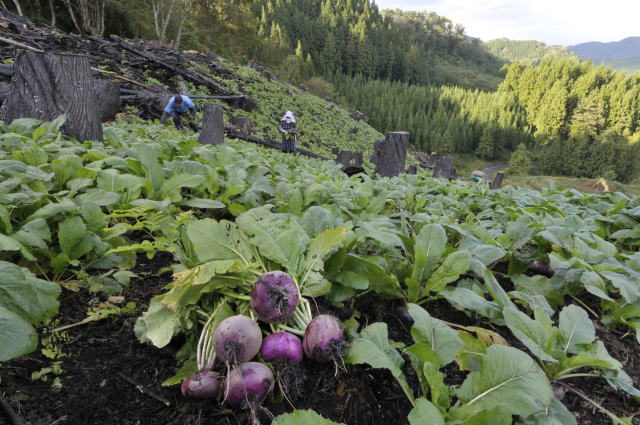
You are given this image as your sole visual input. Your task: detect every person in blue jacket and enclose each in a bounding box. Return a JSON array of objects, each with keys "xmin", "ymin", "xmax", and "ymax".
[{"xmin": 160, "ymin": 94, "xmax": 198, "ymax": 131}]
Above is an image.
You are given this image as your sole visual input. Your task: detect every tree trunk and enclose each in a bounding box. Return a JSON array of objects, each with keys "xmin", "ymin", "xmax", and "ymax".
[
  {"xmin": 93, "ymin": 79, "xmax": 120, "ymax": 122},
  {"xmin": 432, "ymin": 156, "xmax": 456, "ymax": 179},
  {"xmin": 373, "ymin": 131, "xmax": 409, "ymax": 177},
  {"xmin": 199, "ymin": 103, "xmax": 224, "ymax": 146},
  {"xmin": 48, "ymin": 0, "xmax": 55, "ymax": 27},
  {"xmin": 490, "ymin": 171, "xmax": 505, "ymax": 190},
  {"xmin": 5, "ymin": 50, "xmax": 102, "ymax": 141},
  {"xmin": 11, "ymin": 0, "xmax": 22, "ymax": 16}
]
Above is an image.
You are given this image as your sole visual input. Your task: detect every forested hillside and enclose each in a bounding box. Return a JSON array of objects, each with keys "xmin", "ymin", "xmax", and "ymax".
[{"xmin": 484, "ymin": 38, "xmax": 575, "ymax": 63}]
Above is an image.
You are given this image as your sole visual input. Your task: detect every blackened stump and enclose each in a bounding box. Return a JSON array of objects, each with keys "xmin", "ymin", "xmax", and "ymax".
[
  {"xmin": 373, "ymin": 131, "xmax": 409, "ymax": 177},
  {"xmin": 199, "ymin": 103, "xmax": 224, "ymax": 146},
  {"xmin": 5, "ymin": 50, "xmax": 103, "ymax": 141}
]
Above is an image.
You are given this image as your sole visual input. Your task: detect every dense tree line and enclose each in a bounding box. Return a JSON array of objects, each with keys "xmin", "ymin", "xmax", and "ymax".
[{"xmin": 332, "ymin": 73, "xmax": 532, "ymax": 157}]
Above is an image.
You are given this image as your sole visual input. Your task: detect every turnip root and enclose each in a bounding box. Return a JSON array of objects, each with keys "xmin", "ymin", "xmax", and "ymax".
[
  {"xmin": 251, "ymin": 271, "xmax": 299, "ymax": 324},
  {"xmin": 181, "ymin": 370, "xmax": 223, "ymax": 400},
  {"xmin": 303, "ymin": 315, "xmax": 346, "ymax": 363},
  {"xmin": 261, "ymin": 332, "xmax": 303, "ymax": 364},
  {"xmin": 214, "ymin": 315, "xmax": 262, "ymax": 365},
  {"xmin": 224, "ymin": 362, "xmax": 275, "ymax": 408}
]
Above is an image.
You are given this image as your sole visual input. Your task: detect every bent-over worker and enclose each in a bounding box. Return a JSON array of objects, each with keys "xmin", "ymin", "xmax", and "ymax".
[{"xmin": 161, "ymin": 94, "xmax": 198, "ymax": 131}]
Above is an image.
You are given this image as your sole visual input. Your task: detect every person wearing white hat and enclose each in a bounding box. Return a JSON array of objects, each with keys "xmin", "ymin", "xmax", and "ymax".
[{"xmin": 278, "ymin": 111, "xmax": 298, "ymax": 153}]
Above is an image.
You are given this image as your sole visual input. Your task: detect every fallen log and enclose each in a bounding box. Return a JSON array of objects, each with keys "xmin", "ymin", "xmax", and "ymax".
[
  {"xmin": 224, "ymin": 127, "xmax": 329, "ymax": 160},
  {"xmin": 4, "ymin": 50, "xmax": 102, "ymax": 141}
]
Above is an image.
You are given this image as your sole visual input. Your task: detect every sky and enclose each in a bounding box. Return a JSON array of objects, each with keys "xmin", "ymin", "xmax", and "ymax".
[{"xmin": 374, "ymin": 0, "xmax": 639, "ymax": 46}]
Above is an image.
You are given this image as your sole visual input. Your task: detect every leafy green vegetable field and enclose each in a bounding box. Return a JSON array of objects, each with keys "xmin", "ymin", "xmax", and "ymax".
[{"xmin": 1, "ymin": 117, "xmax": 639, "ymax": 425}]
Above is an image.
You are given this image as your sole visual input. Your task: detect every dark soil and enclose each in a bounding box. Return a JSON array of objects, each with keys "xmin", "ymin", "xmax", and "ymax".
[{"xmin": 1, "ymin": 255, "xmax": 638, "ymax": 425}]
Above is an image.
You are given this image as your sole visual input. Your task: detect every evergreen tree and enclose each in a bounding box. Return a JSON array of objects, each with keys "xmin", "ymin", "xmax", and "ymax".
[{"xmin": 508, "ymin": 144, "xmax": 532, "ymax": 176}]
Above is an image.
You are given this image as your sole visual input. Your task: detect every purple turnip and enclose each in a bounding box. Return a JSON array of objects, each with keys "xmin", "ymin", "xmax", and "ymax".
[
  {"xmin": 303, "ymin": 315, "xmax": 346, "ymax": 363},
  {"xmin": 261, "ymin": 332, "xmax": 303, "ymax": 364},
  {"xmin": 250, "ymin": 271, "xmax": 299, "ymax": 324},
  {"xmin": 181, "ymin": 370, "xmax": 223, "ymax": 400},
  {"xmin": 224, "ymin": 362, "xmax": 275, "ymax": 408},
  {"xmin": 396, "ymin": 305, "xmax": 414, "ymax": 325},
  {"xmin": 214, "ymin": 315, "xmax": 262, "ymax": 365}
]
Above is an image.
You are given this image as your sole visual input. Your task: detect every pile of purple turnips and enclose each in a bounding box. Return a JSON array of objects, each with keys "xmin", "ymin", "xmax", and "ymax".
[{"xmin": 181, "ymin": 271, "xmax": 346, "ymax": 412}]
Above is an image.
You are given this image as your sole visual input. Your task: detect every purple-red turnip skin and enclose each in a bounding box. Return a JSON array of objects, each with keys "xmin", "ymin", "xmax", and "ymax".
[
  {"xmin": 213, "ymin": 315, "xmax": 262, "ymax": 364},
  {"xmin": 261, "ymin": 332, "xmax": 303, "ymax": 364},
  {"xmin": 224, "ymin": 362, "xmax": 275, "ymax": 408},
  {"xmin": 250, "ymin": 271, "xmax": 299, "ymax": 324},
  {"xmin": 181, "ymin": 370, "xmax": 222, "ymax": 400},
  {"xmin": 303, "ymin": 315, "xmax": 345, "ymax": 363}
]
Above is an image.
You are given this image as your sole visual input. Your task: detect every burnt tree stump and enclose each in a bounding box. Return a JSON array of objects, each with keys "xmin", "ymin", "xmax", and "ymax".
[
  {"xmin": 490, "ymin": 171, "xmax": 505, "ymax": 190},
  {"xmin": 373, "ymin": 132, "xmax": 409, "ymax": 177},
  {"xmin": 199, "ymin": 103, "xmax": 224, "ymax": 146},
  {"xmin": 5, "ymin": 50, "xmax": 102, "ymax": 141},
  {"xmin": 433, "ymin": 156, "xmax": 456, "ymax": 179},
  {"xmin": 231, "ymin": 116, "xmax": 252, "ymax": 136},
  {"xmin": 406, "ymin": 165, "xmax": 417, "ymax": 175},
  {"xmin": 424, "ymin": 152, "xmax": 437, "ymax": 168},
  {"xmin": 335, "ymin": 150, "xmax": 364, "ymax": 176},
  {"xmin": 93, "ymin": 79, "xmax": 120, "ymax": 122}
]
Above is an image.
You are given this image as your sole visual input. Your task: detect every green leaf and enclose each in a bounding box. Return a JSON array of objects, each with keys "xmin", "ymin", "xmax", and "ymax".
[
  {"xmin": 424, "ymin": 250, "xmax": 471, "ymax": 293},
  {"xmin": 455, "ymin": 330, "xmax": 487, "ymax": 371},
  {"xmin": 503, "ymin": 307, "xmax": 557, "ymax": 363},
  {"xmin": 408, "ymin": 303, "xmax": 462, "ymax": 367},
  {"xmin": 338, "ymin": 254, "xmax": 402, "ymax": 298},
  {"xmin": 186, "ymin": 219, "xmax": 253, "ymax": 264},
  {"xmin": 408, "ymin": 398, "xmax": 445, "ymax": 425},
  {"xmin": 0, "ymin": 261, "xmax": 61, "ymax": 325},
  {"xmin": 24, "ymin": 198, "xmax": 77, "ymax": 222},
  {"xmin": 529, "ymin": 397, "xmax": 577, "ymax": 425},
  {"xmin": 441, "ymin": 287, "xmax": 501, "ymax": 320},
  {"xmin": 157, "ymin": 174, "xmax": 205, "ymax": 202},
  {"xmin": 0, "ymin": 305, "xmax": 37, "ymax": 361},
  {"xmin": 80, "ymin": 201, "xmax": 107, "ymax": 233},
  {"xmin": 58, "ymin": 216, "xmax": 93, "ymax": 260},
  {"xmin": 134, "ymin": 143, "xmax": 165, "ymax": 193},
  {"xmin": 272, "ymin": 410, "xmax": 345, "ymax": 425},
  {"xmin": 411, "ymin": 224, "xmax": 447, "ymax": 290},
  {"xmin": 558, "ymin": 305, "xmax": 595, "ymax": 354},
  {"xmin": 481, "ymin": 269, "xmax": 514, "ymax": 309},
  {"xmin": 180, "ymin": 198, "xmax": 225, "ymax": 209},
  {"xmin": 345, "ymin": 322, "xmax": 415, "ymax": 405},
  {"xmin": 134, "ymin": 298, "xmax": 182, "ymax": 348},
  {"xmin": 455, "ymin": 407, "xmax": 512, "ymax": 425},
  {"xmin": 456, "ymin": 345, "xmax": 552, "ymax": 417},
  {"xmin": 601, "ymin": 272, "xmax": 640, "ymax": 303}
]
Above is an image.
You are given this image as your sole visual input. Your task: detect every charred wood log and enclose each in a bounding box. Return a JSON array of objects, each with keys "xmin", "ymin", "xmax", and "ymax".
[
  {"xmin": 373, "ymin": 131, "xmax": 409, "ymax": 177},
  {"xmin": 224, "ymin": 127, "xmax": 328, "ymax": 160},
  {"xmin": 4, "ymin": 50, "xmax": 102, "ymax": 141},
  {"xmin": 199, "ymin": 103, "xmax": 225, "ymax": 146}
]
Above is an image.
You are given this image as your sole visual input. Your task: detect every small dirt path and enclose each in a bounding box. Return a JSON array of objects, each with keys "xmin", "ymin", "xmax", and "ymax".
[{"xmin": 478, "ymin": 163, "xmax": 508, "ymax": 179}]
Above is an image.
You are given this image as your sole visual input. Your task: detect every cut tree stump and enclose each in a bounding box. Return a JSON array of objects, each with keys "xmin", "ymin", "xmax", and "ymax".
[
  {"xmin": 490, "ymin": 171, "xmax": 505, "ymax": 190},
  {"xmin": 199, "ymin": 103, "xmax": 224, "ymax": 146},
  {"xmin": 4, "ymin": 50, "xmax": 102, "ymax": 141},
  {"xmin": 335, "ymin": 150, "xmax": 365, "ymax": 176},
  {"xmin": 93, "ymin": 79, "xmax": 120, "ymax": 122},
  {"xmin": 406, "ymin": 165, "xmax": 417, "ymax": 175},
  {"xmin": 230, "ymin": 116, "xmax": 252, "ymax": 136},
  {"xmin": 373, "ymin": 132, "xmax": 409, "ymax": 177},
  {"xmin": 433, "ymin": 156, "xmax": 456, "ymax": 179}
]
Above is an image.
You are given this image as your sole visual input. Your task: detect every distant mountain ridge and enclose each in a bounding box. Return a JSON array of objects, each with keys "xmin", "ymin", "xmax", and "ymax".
[
  {"xmin": 569, "ymin": 37, "xmax": 640, "ymax": 60},
  {"xmin": 568, "ymin": 37, "xmax": 640, "ymax": 73}
]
